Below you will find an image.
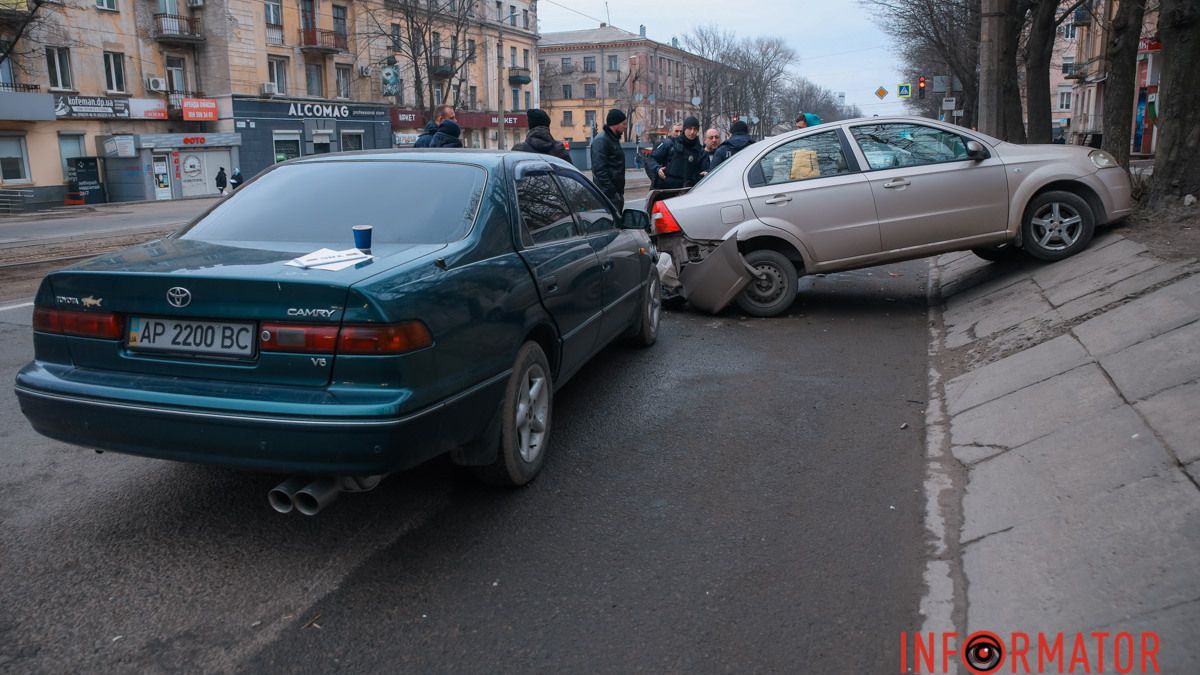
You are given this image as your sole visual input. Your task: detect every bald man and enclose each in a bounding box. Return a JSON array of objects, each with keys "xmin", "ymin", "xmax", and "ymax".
[{"xmin": 700, "ymin": 128, "xmax": 721, "ymax": 176}]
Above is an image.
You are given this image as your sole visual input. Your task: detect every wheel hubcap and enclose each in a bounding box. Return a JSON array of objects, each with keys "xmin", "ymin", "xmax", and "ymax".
[
  {"xmin": 647, "ymin": 277, "xmax": 662, "ymax": 332},
  {"xmin": 1030, "ymin": 202, "xmax": 1083, "ymax": 251},
  {"xmin": 515, "ymin": 365, "xmax": 549, "ymax": 463},
  {"xmin": 747, "ymin": 263, "xmax": 786, "ymax": 303}
]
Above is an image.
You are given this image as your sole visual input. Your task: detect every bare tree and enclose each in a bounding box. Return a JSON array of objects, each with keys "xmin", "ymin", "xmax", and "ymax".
[
  {"xmin": 727, "ymin": 36, "xmax": 796, "ymax": 136},
  {"xmin": 776, "ymin": 76, "xmax": 861, "ymax": 125},
  {"xmin": 682, "ymin": 24, "xmax": 738, "ymax": 128},
  {"xmin": 1024, "ymin": 0, "xmax": 1087, "ymax": 143},
  {"xmin": 0, "ymin": 0, "xmax": 76, "ymax": 82},
  {"xmin": 1101, "ymin": 0, "xmax": 1149, "ymax": 167},
  {"xmin": 1148, "ymin": 0, "xmax": 1200, "ymax": 206}
]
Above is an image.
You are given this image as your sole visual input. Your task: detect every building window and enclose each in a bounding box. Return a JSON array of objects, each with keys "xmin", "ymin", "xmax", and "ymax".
[
  {"xmin": 494, "ymin": 0, "xmax": 501, "ymax": 21},
  {"xmin": 390, "ymin": 24, "xmax": 401, "ymax": 51},
  {"xmin": 166, "ymin": 56, "xmax": 186, "ymax": 92},
  {"xmin": 332, "ymin": 5, "xmax": 347, "ymax": 36},
  {"xmin": 1062, "ymin": 56, "xmax": 1075, "ymax": 75},
  {"xmin": 1058, "ymin": 88, "xmax": 1073, "ymax": 110},
  {"xmin": 562, "ymin": 110, "xmax": 572, "ymax": 126},
  {"xmin": 468, "ymin": 39, "xmax": 476, "ymax": 61},
  {"xmin": 508, "ymin": 4, "xmax": 515, "ymax": 25},
  {"xmin": 265, "ymin": 0, "xmax": 282, "ymax": 26},
  {"xmin": 46, "ymin": 47, "xmax": 72, "ymax": 90},
  {"xmin": 584, "ymin": 109, "xmax": 596, "ymax": 129},
  {"xmin": 336, "ymin": 64, "xmax": 351, "ymax": 98},
  {"xmin": 0, "ymin": 135, "xmax": 31, "ymax": 183},
  {"xmin": 511, "ymin": 87, "xmax": 519, "ymax": 111},
  {"xmin": 103, "ymin": 52, "xmax": 125, "ymax": 92},
  {"xmin": 268, "ymin": 57, "xmax": 288, "ymax": 93},
  {"xmin": 58, "ymin": 134, "xmax": 85, "ymax": 182},
  {"xmin": 468, "ymin": 85, "xmax": 477, "ymax": 108},
  {"xmin": 510, "ymin": 46, "xmax": 517, "ymax": 67},
  {"xmin": 341, "ymin": 132, "xmax": 363, "ymax": 151},
  {"xmin": 560, "ymin": 57, "xmax": 571, "ymax": 70},
  {"xmin": 523, "ymin": 49, "xmax": 529, "ymax": 68},
  {"xmin": 608, "ymin": 55, "xmax": 618, "ymax": 71},
  {"xmin": 522, "ymin": 8, "xmax": 529, "ymax": 28},
  {"xmin": 96, "ymin": 0, "xmax": 116, "ymax": 10},
  {"xmin": 396, "ymin": 79, "xmax": 405, "ymax": 105},
  {"xmin": 273, "ymin": 133, "xmax": 301, "ymax": 163},
  {"xmin": 562, "ymin": 84, "xmax": 572, "ymax": 98},
  {"xmin": 583, "ymin": 56, "xmax": 595, "ymax": 72},
  {"xmin": 584, "ymin": 83, "xmax": 596, "ymax": 98},
  {"xmin": 306, "ymin": 63, "xmax": 323, "ymax": 96},
  {"xmin": 435, "ymin": 85, "xmax": 443, "ymax": 103},
  {"xmin": 524, "ymin": 91, "xmax": 531, "ymax": 110},
  {"xmin": 608, "ymin": 82, "xmax": 619, "ymax": 97}
]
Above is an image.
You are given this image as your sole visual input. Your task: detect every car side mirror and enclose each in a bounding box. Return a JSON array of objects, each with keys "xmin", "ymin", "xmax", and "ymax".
[
  {"xmin": 966, "ymin": 140, "xmax": 989, "ymax": 161},
  {"xmin": 621, "ymin": 209, "xmax": 650, "ymax": 231}
]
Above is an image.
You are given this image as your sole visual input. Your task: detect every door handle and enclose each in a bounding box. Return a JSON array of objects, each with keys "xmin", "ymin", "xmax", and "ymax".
[
  {"xmin": 883, "ymin": 178, "xmax": 911, "ymax": 189},
  {"xmin": 763, "ymin": 194, "xmax": 792, "ymax": 205},
  {"xmin": 541, "ymin": 275, "xmax": 559, "ymax": 294}
]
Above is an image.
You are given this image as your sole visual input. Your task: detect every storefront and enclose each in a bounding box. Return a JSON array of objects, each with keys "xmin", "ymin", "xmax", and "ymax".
[
  {"xmin": 390, "ymin": 109, "xmax": 528, "ymax": 149},
  {"xmin": 98, "ymin": 132, "xmax": 242, "ymax": 202},
  {"xmin": 231, "ymin": 98, "xmax": 392, "ymax": 179}
]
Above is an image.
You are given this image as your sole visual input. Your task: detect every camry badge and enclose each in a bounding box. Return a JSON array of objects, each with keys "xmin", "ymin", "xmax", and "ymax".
[{"xmin": 166, "ymin": 287, "xmax": 192, "ymax": 308}]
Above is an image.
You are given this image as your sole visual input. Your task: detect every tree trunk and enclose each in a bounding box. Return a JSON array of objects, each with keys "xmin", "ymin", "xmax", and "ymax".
[
  {"xmin": 1102, "ymin": 0, "xmax": 1148, "ymax": 167},
  {"xmin": 1024, "ymin": 0, "xmax": 1061, "ymax": 143},
  {"xmin": 1149, "ymin": 0, "xmax": 1200, "ymax": 206},
  {"xmin": 978, "ymin": 0, "xmax": 1003, "ymax": 136},
  {"xmin": 998, "ymin": 0, "xmax": 1028, "ymax": 143}
]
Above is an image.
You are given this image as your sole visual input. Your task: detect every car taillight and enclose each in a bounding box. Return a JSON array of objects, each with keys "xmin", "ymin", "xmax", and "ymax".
[
  {"xmin": 651, "ymin": 200, "xmax": 682, "ymax": 234},
  {"xmin": 33, "ymin": 307, "xmax": 123, "ymax": 339},
  {"xmin": 338, "ymin": 321, "xmax": 433, "ymax": 355},
  {"xmin": 258, "ymin": 321, "xmax": 433, "ymax": 355},
  {"xmin": 259, "ymin": 322, "xmax": 339, "ymax": 354}
]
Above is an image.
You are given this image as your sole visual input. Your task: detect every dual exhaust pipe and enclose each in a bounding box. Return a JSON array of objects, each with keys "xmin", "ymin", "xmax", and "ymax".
[{"xmin": 268, "ymin": 475, "xmax": 383, "ymax": 516}]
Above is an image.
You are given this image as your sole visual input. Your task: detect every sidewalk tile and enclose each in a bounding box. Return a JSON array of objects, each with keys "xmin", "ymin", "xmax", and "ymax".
[
  {"xmin": 1134, "ymin": 381, "xmax": 1200, "ymax": 465},
  {"xmin": 1030, "ymin": 238, "xmax": 1147, "ymax": 290},
  {"xmin": 961, "ymin": 406, "xmax": 1171, "ymax": 542},
  {"xmin": 1043, "ymin": 255, "xmax": 1161, "ymax": 307},
  {"xmin": 945, "ymin": 334, "xmax": 1092, "ymax": 415},
  {"xmin": 1100, "ymin": 320, "xmax": 1200, "ymax": 402},
  {"xmin": 1073, "ymin": 273, "xmax": 1200, "ymax": 357},
  {"xmin": 964, "ymin": 471, "xmax": 1200, "ymax": 636},
  {"xmin": 945, "ymin": 280, "xmax": 1056, "ymax": 349},
  {"xmin": 1057, "ymin": 260, "xmax": 1197, "ymax": 322},
  {"xmin": 949, "ymin": 364, "xmax": 1123, "ymax": 449}
]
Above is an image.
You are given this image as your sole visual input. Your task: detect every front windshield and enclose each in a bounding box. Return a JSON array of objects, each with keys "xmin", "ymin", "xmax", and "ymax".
[{"xmin": 180, "ymin": 161, "xmax": 487, "ymax": 245}]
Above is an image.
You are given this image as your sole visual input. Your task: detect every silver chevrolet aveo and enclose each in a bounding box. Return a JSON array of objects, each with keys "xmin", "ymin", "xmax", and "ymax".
[{"xmin": 649, "ymin": 116, "xmax": 1133, "ymax": 317}]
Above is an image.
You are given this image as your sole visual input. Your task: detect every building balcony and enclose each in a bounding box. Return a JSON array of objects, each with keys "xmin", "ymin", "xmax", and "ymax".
[
  {"xmin": 508, "ymin": 66, "xmax": 531, "ymax": 85},
  {"xmin": 167, "ymin": 89, "xmax": 198, "ymax": 116},
  {"xmin": 430, "ymin": 54, "xmax": 454, "ymax": 79},
  {"xmin": 153, "ymin": 14, "xmax": 205, "ymax": 44},
  {"xmin": 0, "ymin": 0, "xmax": 32, "ymax": 26},
  {"xmin": 266, "ymin": 22, "xmax": 284, "ymax": 46},
  {"xmin": 298, "ymin": 28, "xmax": 347, "ymax": 53},
  {"xmin": 0, "ymin": 81, "xmax": 40, "ymax": 93}
]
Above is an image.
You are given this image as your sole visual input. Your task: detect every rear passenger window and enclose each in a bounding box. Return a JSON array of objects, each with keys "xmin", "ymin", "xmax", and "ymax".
[
  {"xmin": 516, "ymin": 173, "xmax": 578, "ymax": 245},
  {"xmin": 555, "ymin": 173, "xmax": 616, "ymax": 234},
  {"xmin": 755, "ymin": 131, "xmax": 850, "ymax": 187}
]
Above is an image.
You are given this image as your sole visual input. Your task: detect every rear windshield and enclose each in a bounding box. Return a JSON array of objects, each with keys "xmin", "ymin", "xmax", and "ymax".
[{"xmin": 180, "ymin": 160, "xmax": 487, "ymax": 244}]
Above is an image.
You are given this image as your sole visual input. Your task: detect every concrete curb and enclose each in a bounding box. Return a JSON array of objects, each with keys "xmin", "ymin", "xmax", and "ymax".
[{"xmin": 926, "ymin": 233, "xmax": 1200, "ymax": 670}]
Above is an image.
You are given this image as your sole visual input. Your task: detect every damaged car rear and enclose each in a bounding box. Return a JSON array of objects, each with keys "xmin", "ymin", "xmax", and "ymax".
[{"xmin": 648, "ymin": 116, "xmax": 1132, "ymax": 317}]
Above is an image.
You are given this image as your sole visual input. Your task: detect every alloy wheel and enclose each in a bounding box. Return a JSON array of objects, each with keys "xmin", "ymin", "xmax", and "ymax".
[
  {"xmin": 515, "ymin": 364, "xmax": 549, "ymax": 463},
  {"xmin": 1029, "ymin": 202, "xmax": 1083, "ymax": 252}
]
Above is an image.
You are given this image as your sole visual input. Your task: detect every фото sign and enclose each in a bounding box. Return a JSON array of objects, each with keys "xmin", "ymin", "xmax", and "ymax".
[
  {"xmin": 55, "ymin": 95, "xmax": 130, "ymax": 119},
  {"xmin": 182, "ymin": 98, "xmax": 219, "ymax": 121}
]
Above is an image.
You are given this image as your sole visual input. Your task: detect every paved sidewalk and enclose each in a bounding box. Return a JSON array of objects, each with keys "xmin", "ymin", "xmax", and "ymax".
[{"xmin": 928, "ymin": 232, "xmax": 1200, "ymax": 670}]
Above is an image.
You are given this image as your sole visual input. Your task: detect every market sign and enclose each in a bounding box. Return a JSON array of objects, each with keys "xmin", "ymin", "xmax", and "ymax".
[
  {"xmin": 456, "ymin": 111, "xmax": 527, "ymax": 129},
  {"xmin": 55, "ymin": 95, "xmax": 129, "ymax": 119},
  {"xmin": 182, "ymin": 98, "xmax": 219, "ymax": 122}
]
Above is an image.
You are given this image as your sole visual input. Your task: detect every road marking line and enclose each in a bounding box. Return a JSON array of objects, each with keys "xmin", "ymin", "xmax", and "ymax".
[{"xmin": 0, "ymin": 301, "xmax": 34, "ymax": 312}]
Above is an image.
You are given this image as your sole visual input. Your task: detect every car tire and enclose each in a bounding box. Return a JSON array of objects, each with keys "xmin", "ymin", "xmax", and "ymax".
[
  {"xmin": 971, "ymin": 243, "xmax": 1017, "ymax": 262},
  {"xmin": 472, "ymin": 342, "xmax": 553, "ymax": 487},
  {"xmin": 1020, "ymin": 191, "xmax": 1095, "ymax": 262},
  {"xmin": 626, "ymin": 271, "xmax": 662, "ymax": 347},
  {"xmin": 735, "ymin": 249, "xmax": 798, "ymax": 318}
]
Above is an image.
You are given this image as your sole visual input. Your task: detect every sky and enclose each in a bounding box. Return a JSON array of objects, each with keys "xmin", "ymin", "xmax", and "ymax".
[{"xmin": 536, "ymin": 0, "xmax": 911, "ymax": 117}]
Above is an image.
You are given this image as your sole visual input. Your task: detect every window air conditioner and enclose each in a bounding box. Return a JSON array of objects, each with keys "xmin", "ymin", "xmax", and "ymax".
[
  {"xmin": 146, "ymin": 77, "xmax": 168, "ymax": 93},
  {"xmin": 358, "ymin": 65, "xmax": 373, "ymax": 77},
  {"xmin": 261, "ymin": 82, "xmax": 279, "ymax": 96}
]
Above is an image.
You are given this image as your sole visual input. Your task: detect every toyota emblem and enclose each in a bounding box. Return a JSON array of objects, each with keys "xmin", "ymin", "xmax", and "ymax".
[{"xmin": 166, "ymin": 287, "xmax": 192, "ymax": 308}]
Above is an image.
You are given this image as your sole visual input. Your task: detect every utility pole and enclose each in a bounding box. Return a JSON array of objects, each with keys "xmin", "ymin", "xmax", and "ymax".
[{"xmin": 978, "ymin": 0, "xmax": 1001, "ymax": 136}]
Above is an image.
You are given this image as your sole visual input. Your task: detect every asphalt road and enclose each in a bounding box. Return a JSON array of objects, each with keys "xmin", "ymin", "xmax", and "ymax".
[
  {"xmin": 0, "ymin": 197, "xmax": 220, "ymax": 246},
  {"xmin": 0, "ymin": 260, "xmax": 930, "ymax": 672}
]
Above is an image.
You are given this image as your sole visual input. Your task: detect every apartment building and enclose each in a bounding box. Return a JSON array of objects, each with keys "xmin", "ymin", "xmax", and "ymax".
[
  {"xmin": 0, "ymin": 0, "xmax": 539, "ymax": 208},
  {"xmin": 1066, "ymin": 0, "xmax": 1161, "ymax": 152},
  {"xmin": 538, "ymin": 24, "xmax": 711, "ymax": 147},
  {"xmin": 1049, "ymin": 18, "xmax": 1078, "ymax": 142}
]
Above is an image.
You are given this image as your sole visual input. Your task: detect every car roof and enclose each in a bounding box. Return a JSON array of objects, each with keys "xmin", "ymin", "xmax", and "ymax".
[{"xmin": 292, "ymin": 148, "xmax": 580, "ymax": 171}]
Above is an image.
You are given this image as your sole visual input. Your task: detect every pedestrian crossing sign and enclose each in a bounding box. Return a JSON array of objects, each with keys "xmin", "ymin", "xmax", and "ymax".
[{"xmin": 898, "ymin": 83, "xmax": 912, "ymax": 99}]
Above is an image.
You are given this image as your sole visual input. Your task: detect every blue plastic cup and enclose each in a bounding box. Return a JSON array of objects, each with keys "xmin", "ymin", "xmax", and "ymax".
[{"xmin": 352, "ymin": 225, "xmax": 372, "ymax": 251}]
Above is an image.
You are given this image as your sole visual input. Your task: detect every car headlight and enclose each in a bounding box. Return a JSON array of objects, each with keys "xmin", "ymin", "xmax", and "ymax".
[{"xmin": 1090, "ymin": 150, "xmax": 1118, "ymax": 169}]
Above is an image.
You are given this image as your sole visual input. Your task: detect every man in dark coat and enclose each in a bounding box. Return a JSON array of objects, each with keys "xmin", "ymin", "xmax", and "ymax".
[
  {"xmin": 512, "ymin": 108, "xmax": 570, "ymax": 162},
  {"xmin": 709, "ymin": 120, "xmax": 755, "ymax": 170},
  {"xmin": 415, "ymin": 105, "xmax": 455, "ymax": 148},
  {"xmin": 645, "ymin": 116, "xmax": 703, "ymax": 190},
  {"xmin": 699, "ymin": 127, "xmax": 721, "ymax": 176},
  {"xmin": 589, "ymin": 108, "xmax": 627, "ymax": 211},
  {"xmin": 215, "ymin": 167, "xmax": 227, "ymax": 195},
  {"xmin": 429, "ymin": 119, "xmax": 464, "ymax": 148}
]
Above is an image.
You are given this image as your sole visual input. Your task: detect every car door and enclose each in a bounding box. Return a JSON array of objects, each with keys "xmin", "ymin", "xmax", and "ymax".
[
  {"xmin": 744, "ymin": 129, "xmax": 881, "ymax": 265},
  {"xmin": 553, "ymin": 169, "xmax": 645, "ymax": 345},
  {"xmin": 513, "ymin": 163, "xmax": 605, "ymax": 377},
  {"xmin": 847, "ymin": 122, "xmax": 1010, "ymax": 251}
]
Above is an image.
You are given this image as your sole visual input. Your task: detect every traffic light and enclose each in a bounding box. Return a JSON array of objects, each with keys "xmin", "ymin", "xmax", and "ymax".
[{"xmin": 918, "ymin": 76, "xmax": 926, "ymax": 99}]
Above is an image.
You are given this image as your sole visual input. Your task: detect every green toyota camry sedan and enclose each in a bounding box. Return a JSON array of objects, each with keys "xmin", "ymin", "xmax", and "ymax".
[{"xmin": 14, "ymin": 150, "xmax": 660, "ymax": 513}]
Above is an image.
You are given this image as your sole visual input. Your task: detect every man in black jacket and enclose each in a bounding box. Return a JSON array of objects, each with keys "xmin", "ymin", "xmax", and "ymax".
[
  {"xmin": 645, "ymin": 116, "xmax": 703, "ymax": 190},
  {"xmin": 429, "ymin": 119, "xmax": 464, "ymax": 148},
  {"xmin": 709, "ymin": 120, "xmax": 755, "ymax": 170},
  {"xmin": 512, "ymin": 108, "xmax": 570, "ymax": 162},
  {"xmin": 589, "ymin": 108, "xmax": 627, "ymax": 211},
  {"xmin": 414, "ymin": 105, "xmax": 455, "ymax": 148}
]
